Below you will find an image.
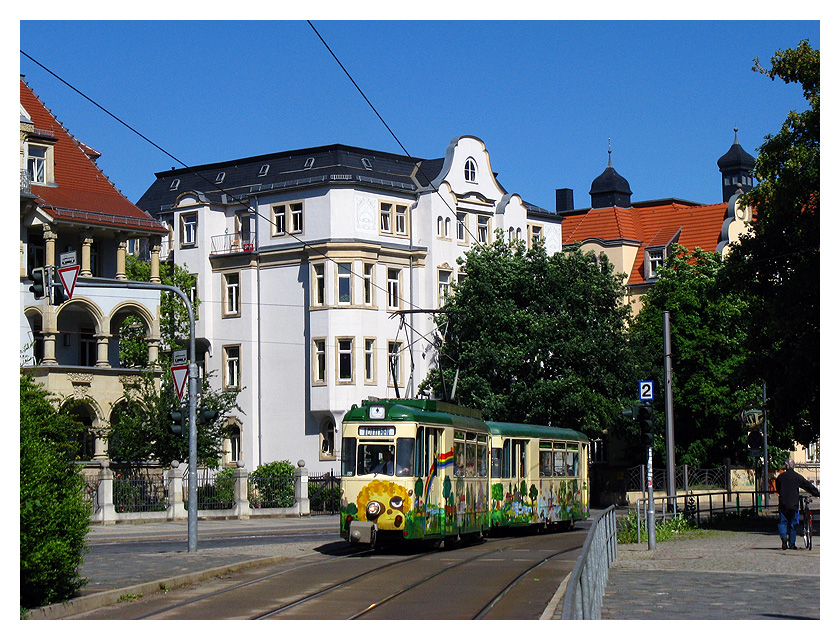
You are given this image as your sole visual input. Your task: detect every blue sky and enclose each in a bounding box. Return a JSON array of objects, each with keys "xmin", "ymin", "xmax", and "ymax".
[{"xmin": 19, "ymin": 19, "xmax": 819, "ymax": 211}]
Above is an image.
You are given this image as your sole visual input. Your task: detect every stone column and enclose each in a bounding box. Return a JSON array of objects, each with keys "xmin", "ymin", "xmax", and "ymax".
[
  {"xmin": 115, "ymin": 236, "xmax": 127, "ymax": 280},
  {"xmin": 80, "ymin": 231, "xmax": 93, "ymax": 278},
  {"xmin": 149, "ymin": 236, "xmax": 161, "ymax": 284},
  {"xmin": 96, "ymin": 461, "xmax": 117, "ymax": 525},
  {"xmin": 295, "ymin": 460, "xmax": 310, "ymax": 517},
  {"xmin": 166, "ymin": 461, "xmax": 187, "ymax": 521},
  {"xmin": 95, "ymin": 333, "xmax": 111, "ymax": 368},
  {"xmin": 147, "ymin": 336, "xmax": 161, "ymax": 369},
  {"xmin": 43, "ymin": 226, "xmax": 57, "ymax": 268},
  {"xmin": 40, "ymin": 330, "xmax": 58, "ymax": 365},
  {"xmin": 233, "ymin": 462, "xmax": 252, "ymax": 519}
]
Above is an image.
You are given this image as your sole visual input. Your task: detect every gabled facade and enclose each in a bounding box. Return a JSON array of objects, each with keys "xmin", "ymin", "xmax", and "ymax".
[
  {"xmin": 20, "ymin": 76, "xmax": 168, "ymax": 462},
  {"xmin": 561, "ymin": 133, "xmax": 755, "ymax": 315},
  {"xmin": 136, "ymin": 135, "xmax": 564, "ymax": 472}
]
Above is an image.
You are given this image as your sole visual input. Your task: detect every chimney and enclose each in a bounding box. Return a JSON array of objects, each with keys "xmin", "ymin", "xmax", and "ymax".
[{"xmin": 556, "ymin": 188, "xmax": 574, "ymax": 212}]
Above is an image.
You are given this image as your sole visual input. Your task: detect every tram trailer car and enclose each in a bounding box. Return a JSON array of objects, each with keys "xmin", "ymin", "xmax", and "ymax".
[{"xmin": 340, "ymin": 399, "xmax": 588, "ymax": 547}]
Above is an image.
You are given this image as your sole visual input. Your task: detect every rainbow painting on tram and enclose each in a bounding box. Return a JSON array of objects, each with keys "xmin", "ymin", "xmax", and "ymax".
[{"xmin": 339, "ymin": 399, "xmax": 589, "ymax": 547}]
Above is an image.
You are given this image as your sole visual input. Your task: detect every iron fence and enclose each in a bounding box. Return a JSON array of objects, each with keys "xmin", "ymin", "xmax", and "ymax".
[
  {"xmin": 561, "ymin": 506, "xmax": 618, "ymax": 620},
  {"xmin": 113, "ymin": 472, "xmax": 167, "ymax": 513},
  {"xmin": 183, "ymin": 467, "xmax": 235, "ymax": 510},
  {"xmin": 309, "ymin": 471, "xmax": 340, "ymax": 514},
  {"xmin": 625, "ymin": 464, "xmax": 727, "ymax": 493},
  {"xmin": 248, "ymin": 474, "xmax": 295, "ymax": 509}
]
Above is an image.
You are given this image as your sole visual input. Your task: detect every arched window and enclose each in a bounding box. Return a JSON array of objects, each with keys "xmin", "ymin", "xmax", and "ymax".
[{"xmin": 464, "ymin": 158, "xmax": 477, "ymax": 182}]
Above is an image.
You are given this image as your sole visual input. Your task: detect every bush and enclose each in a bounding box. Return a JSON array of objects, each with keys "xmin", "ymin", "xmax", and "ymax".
[
  {"xmin": 617, "ymin": 512, "xmax": 698, "ymax": 544},
  {"xmin": 249, "ymin": 461, "xmax": 295, "ymax": 508},
  {"xmin": 20, "ymin": 374, "xmax": 90, "ymax": 609}
]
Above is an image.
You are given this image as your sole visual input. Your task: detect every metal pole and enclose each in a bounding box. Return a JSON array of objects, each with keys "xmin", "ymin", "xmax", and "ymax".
[
  {"xmin": 646, "ymin": 448, "xmax": 655, "ymax": 550},
  {"xmin": 663, "ymin": 311, "xmax": 676, "ymax": 506},
  {"xmin": 762, "ymin": 381, "xmax": 769, "ymax": 504},
  {"xmin": 77, "ymin": 276, "xmax": 198, "ymax": 551}
]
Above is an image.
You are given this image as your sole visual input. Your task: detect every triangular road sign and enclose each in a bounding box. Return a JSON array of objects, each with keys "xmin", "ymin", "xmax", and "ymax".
[
  {"xmin": 57, "ymin": 265, "xmax": 81, "ymax": 300},
  {"xmin": 171, "ymin": 364, "xmax": 189, "ymax": 402}
]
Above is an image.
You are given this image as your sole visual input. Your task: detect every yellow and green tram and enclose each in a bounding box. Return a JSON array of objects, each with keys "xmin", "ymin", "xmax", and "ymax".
[{"xmin": 339, "ymin": 399, "xmax": 588, "ymax": 546}]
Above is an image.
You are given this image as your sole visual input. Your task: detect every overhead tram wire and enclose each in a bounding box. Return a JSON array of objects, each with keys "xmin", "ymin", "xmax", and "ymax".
[{"xmin": 19, "ymin": 48, "xmax": 456, "ymax": 365}]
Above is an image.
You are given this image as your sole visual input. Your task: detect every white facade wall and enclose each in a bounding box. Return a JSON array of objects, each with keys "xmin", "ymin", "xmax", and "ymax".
[{"xmin": 169, "ymin": 136, "xmax": 563, "ymax": 474}]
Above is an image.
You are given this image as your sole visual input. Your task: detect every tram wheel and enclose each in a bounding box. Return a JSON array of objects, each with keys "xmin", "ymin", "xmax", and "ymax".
[{"xmin": 444, "ymin": 534, "xmax": 460, "ymax": 550}]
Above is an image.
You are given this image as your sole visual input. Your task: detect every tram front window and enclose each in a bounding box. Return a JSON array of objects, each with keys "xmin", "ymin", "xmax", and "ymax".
[
  {"xmin": 395, "ymin": 438, "xmax": 415, "ymax": 477},
  {"xmin": 341, "ymin": 437, "xmax": 357, "ymax": 476},
  {"xmin": 358, "ymin": 444, "xmax": 395, "ymax": 475}
]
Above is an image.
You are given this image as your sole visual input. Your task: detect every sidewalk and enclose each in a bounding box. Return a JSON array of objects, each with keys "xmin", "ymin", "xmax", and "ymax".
[{"xmin": 599, "ymin": 527, "xmax": 819, "ymax": 620}]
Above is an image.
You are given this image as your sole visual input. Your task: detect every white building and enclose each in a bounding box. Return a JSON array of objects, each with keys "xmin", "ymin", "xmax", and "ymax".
[{"xmin": 136, "ymin": 136, "xmax": 563, "ymax": 472}]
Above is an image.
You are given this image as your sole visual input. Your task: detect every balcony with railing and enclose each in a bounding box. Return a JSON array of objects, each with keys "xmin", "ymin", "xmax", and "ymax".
[{"xmin": 210, "ymin": 231, "xmax": 256, "ymax": 255}]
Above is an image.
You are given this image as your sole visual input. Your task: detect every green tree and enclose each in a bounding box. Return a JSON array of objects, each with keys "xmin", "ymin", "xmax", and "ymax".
[
  {"xmin": 20, "ymin": 373, "xmax": 90, "ymax": 608},
  {"xmin": 422, "ymin": 235, "xmax": 633, "ymax": 435},
  {"xmin": 722, "ymin": 40, "xmax": 819, "ymax": 447},
  {"xmin": 628, "ymin": 247, "xmax": 759, "ymax": 466},
  {"xmin": 108, "ymin": 367, "xmax": 241, "ymax": 470},
  {"xmin": 119, "ymin": 254, "xmax": 198, "ymax": 367}
]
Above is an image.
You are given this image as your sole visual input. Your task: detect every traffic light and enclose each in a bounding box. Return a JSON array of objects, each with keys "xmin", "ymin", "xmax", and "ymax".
[
  {"xmin": 51, "ymin": 277, "xmax": 67, "ymax": 305},
  {"xmin": 29, "ymin": 267, "xmax": 47, "ymax": 299},
  {"xmin": 638, "ymin": 403, "xmax": 654, "ymax": 447},
  {"xmin": 168, "ymin": 407, "xmax": 187, "ymax": 437},
  {"xmin": 620, "ymin": 404, "xmax": 639, "ymax": 420},
  {"xmin": 198, "ymin": 407, "xmax": 220, "ymax": 425}
]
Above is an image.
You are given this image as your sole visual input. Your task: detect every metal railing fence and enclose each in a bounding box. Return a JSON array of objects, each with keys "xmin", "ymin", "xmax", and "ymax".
[
  {"xmin": 309, "ymin": 471, "xmax": 340, "ymax": 514},
  {"xmin": 248, "ymin": 474, "xmax": 295, "ymax": 509},
  {"xmin": 561, "ymin": 506, "xmax": 617, "ymax": 620},
  {"xmin": 625, "ymin": 464, "xmax": 727, "ymax": 493},
  {"xmin": 183, "ymin": 467, "xmax": 235, "ymax": 510},
  {"xmin": 113, "ymin": 473, "xmax": 167, "ymax": 513}
]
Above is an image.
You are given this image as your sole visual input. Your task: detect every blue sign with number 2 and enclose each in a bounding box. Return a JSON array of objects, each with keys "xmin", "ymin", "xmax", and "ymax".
[{"xmin": 639, "ymin": 380, "xmax": 654, "ymax": 401}]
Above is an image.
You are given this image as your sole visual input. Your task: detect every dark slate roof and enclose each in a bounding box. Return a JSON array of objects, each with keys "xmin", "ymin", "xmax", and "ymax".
[
  {"xmin": 717, "ymin": 130, "xmax": 756, "ymax": 170},
  {"xmin": 136, "ymin": 144, "xmax": 444, "ymax": 215},
  {"xmin": 589, "ymin": 165, "xmax": 632, "ymax": 197}
]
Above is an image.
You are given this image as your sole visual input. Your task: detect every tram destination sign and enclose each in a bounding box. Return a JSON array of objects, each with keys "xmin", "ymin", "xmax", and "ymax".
[{"xmin": 359, "ymin": 426, "xmax": 395, "ymax": 437}]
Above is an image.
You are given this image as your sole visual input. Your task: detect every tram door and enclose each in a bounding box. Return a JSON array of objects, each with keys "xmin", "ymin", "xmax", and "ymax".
[{"xmin": 424, "ymin": 427, "xmax": 445, "ymax": 535}]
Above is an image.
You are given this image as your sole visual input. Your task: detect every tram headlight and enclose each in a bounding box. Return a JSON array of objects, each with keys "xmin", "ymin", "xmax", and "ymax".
[{"xmin": 366, "ymin": 501, "xmax": 384, "ymax": 521}]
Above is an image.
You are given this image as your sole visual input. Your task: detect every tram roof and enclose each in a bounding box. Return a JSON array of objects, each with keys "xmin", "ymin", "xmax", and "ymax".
[
  {"xmin": 343, "ymin": 399, "xmax": 489, "ymax": 432},
  {"xmin": 486, "ymin": 422, "xmax": 589, "ymax": 443}
]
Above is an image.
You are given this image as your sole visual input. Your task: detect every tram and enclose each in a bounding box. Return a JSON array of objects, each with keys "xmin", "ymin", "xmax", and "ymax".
[{"xmin": 339, "ymin": 398, "xmax": 589, "ymax": 547}]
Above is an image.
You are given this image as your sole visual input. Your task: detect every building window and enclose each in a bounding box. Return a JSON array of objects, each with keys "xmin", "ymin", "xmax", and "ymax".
[
  {"xmin": 320, "ymin": 419, "xmax": 336, "ymax": 461},
  {"xmin": 80, "ymin": 326, "xmax": 96, "ymax": 367},
  {"xmin": 312, "ymin": 263, "xmax": 325, "ymax": 306},
  {"xmin": 189, "ymin": 274, "xmax": 199, "ymax": 320},
  {"xmin": 646, "ymin": 248, "xmax": 665, "ymax": 279},
  {"xmin": 313, "ymin": 339, "xmax": 326, "ymax": 384},
  {"xmin": 364, "ymin": 338, "xmax": 376, "ymax": 383},
  {"xmin": 387, "ymin": 268, "xmax": 401, "ymax": 309},
  {"xmin": 388, "ymin": 341, "xmax": 402, "ymax": 387},
  {"xmin": 27, "ymin": 145, "xmax": 48, "ymax": 184},
  {"xmin": 258, "ymin": 164, "xmax": 270, "ymax": 177},
  {"xmin": 363, "ymin": 263, "xmax": 374, "ymax": 306},
  {"xmin": 464, "ymin": 157, "xmax": 477, "ymax": 183},
  {"xmin": 224, "ymin": 345, "xmax": 241, "ymax": 389},
  {"xmin": 438, "ymin": 269, "xmax": 452, "ymax": 306},
  {"xmin": 169, "ymin": 179, "xmax": 180, "ymax": 191},
  {"xmin": 181, "ymin": 213, "xmax": 197, "ymax": 247},
  {"xmin": 223, "ymin": 272, "xmax": 240, "ymax": 316},
  {"xmin": 477, "ymin": 216, "xmax": 490, "ymax": 244},
  {"xmin": 215, "ymin": 172, "xmax": 225, "ymax": 184},
  {"xmin": 456, "ymin": 213, "xmax": 467, "ymax": 242},
  {"xmin": 437, "ymin": 216, "xmax": 444, "ymax": 237},
  {"xmin": 395, "ymin": 205, "xmax": 408, "ymax": 235},
  {"xmin": 530, "ymin": 224, "xmax": 543, "ymax": 248},
  {"xmin": 337, "ymin": 263, "xmax": 353, "ymax": 305},
  {"xmin": 273, "ymin": 202, "xmax": 304, "ymax": 236},
  {"xmin": 361, "ymin": 158, "xmax": 373, "ymax": 170},
  {"xmin": 304, "ymin": 157, "xmax": 315, "ymax": 170},
  {"xmin": 337, "ymin": 337, "xmax": 354, "ymax": 382},
  {"xmin": 380, "ymin": 202, "xmax": 408, "ymax": 236},
  {"xmin": 380, "ymin": 203, "xmax": 392, "ymax": 233}
]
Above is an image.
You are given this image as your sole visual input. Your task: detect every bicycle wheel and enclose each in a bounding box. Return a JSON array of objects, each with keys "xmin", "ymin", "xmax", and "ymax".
[{"xmin": 803, "ymin": 515, "xmax": 813, "ymax": 550}]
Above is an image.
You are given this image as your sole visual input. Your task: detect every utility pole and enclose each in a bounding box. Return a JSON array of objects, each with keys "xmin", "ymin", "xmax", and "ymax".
[
  {"xmin": 663, "ymin": 311, "xmax": 676, "ymax": 509},
  {"xmin": 762, "ymin": 380, "xmax": 769, "ymax": 506},
  {"xmin": 77, "ymin": 276, "xmax": 199, "ymax": 552}
]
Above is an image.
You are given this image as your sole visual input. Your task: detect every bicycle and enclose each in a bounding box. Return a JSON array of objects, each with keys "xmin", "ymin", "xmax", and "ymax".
[{"xmin": 799, "ymin": 495, "xmax": 814, "ymax": 551}]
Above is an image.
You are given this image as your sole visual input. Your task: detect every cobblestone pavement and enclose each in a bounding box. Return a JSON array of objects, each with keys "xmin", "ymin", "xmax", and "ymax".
[{"xmin": 599, "ymin": 529, "xmax": 820, "ymax": 620}]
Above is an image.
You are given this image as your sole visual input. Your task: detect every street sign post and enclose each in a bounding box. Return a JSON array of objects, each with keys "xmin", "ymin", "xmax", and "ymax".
[{"xmin": 171, "ymin": 364, "xmax": 189, "ymax": 402}]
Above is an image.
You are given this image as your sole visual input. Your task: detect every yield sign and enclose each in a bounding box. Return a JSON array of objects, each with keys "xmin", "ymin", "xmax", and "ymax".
[
  {"xmin": 171, "ymin": 364, "xmax": 189, "ymax": 402},
  {"xmin": 57, "ymin": 265, "xmax": 81, "ymax": 299}
]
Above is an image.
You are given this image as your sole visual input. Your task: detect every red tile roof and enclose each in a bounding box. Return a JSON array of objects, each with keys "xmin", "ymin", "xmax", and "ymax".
[
  {"xmin": 563, "ymin": 201, "xmax": 728, "ymax": 285},
  {"xmin": 21, "ymin": 78, "xmax": 166, "ymax": 234}
]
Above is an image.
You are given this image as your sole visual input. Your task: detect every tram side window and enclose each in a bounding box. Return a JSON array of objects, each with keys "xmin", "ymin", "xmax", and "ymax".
[
  {"xmin": 358, "ymin": 443, "xmax": 395, "ymax": 475},
  {"xmin": 396, "ymin": 438, "xmax": 415, "ymax": 477},
  {"xmin": 341, "ymin": 437, "xmax": 356, "ymax": 476},
  {"xmin": 554, "ymin": 447, "xmax": 566, "ymax": 476},
  {"xmin": 491, "ymin": 448, "xmax": 502, "ymax": 478},
  {"xmin": 514, "ymin": 440, "xmax": 527, "ymax": 477},
  {"xmin": 466, "ymin": 433, "xmax": 477, "ymax": 477},
  {"xmin": 415, "ymin": 427, "xmax": 424, "ymax": 477},
  {"xmin": 539, "ymin": 441, "xmax": 553, "ymax": 477},
  {"xmin": 502, "ymin": 439, "xmax": 511, "ymax": 478},
  {"xmin": 454, "ymin": 432, "xmax": 466, "ymax": 477},
  {"xmin": 566, "ymin": 446, "xmax": 579, "ymax": 476},
  {"xmin": 477, "ymin": 435, "xmax": 487, "ymax": 477}
]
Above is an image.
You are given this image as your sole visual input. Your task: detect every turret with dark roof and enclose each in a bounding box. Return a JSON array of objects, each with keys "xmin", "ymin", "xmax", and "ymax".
[
  {"xmin": 717, "ymin": 127, "xmax": 756, "ymax": 202},
  {"xmin": 589, "ymin": 145, "xmax": 632, "ymax": 208}
]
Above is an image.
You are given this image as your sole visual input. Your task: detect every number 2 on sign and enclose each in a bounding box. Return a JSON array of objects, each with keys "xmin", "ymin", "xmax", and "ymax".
[{"xmin": 639, "ymin": 380, "xmax": 654, "ymax": 402}]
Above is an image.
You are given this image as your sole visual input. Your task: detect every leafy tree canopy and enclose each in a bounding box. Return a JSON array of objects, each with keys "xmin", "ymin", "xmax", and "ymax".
[
  {"xmin": 721, "ymin": 40, "xmax": 819, "ymax": 446},
  {"xmin": 421, "ymin": 235, "xmax": 633, "ymax": 436}
]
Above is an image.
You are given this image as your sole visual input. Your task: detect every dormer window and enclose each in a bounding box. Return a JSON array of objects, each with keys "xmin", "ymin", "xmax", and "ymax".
[
  {"xmin": 258, "ymin": 164, "xmax": 270, "ymax": 177},
  {"xmin": 304, "ymin": 157, "xmax": 315, "ymax": 170},
  {"xmin": 169, "ymin": 178, "xmax": 181, "ymax": 191},
  {"xmin": 361, "ymin": 158, "xmax": 373, "ymax": 170},
  {"xmin": 26, "ymin": 144, "xmax": 49, "ymax": 184},
  {"xmin": 215, "ymin": 172, "xmax": 226, "ymax": 184},
  {"xmin": 646, "ymin": 248, "xmax": 666, "ymax": 279},
  {"xmin": 464, "ymin": 157, "xmax": 477, "ymax": 183}
]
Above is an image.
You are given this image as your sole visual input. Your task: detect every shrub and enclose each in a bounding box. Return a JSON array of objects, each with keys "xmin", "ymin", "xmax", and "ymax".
[
  {"xmin": 20, "ymin": 374, "xmax": 90, "ymax": 609},
  {"xmin": 249, "ymin": 461, "xmax": 295, "ymax": 508},
  {"xmin": 617, "ymin": 512, "xmax": 698, "ymax": 544}
]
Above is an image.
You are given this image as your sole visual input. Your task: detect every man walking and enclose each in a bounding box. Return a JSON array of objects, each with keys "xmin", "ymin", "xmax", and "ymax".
[{"xmin": 775, "ymin": 459, "xmax": 819, "ymax": 550}]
